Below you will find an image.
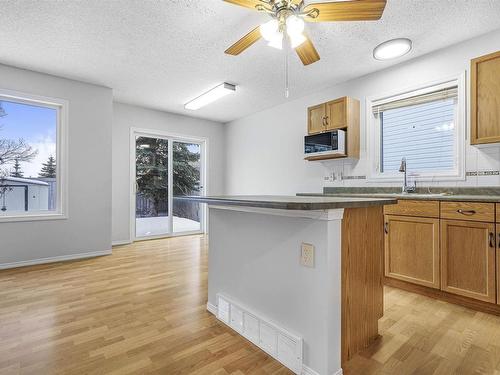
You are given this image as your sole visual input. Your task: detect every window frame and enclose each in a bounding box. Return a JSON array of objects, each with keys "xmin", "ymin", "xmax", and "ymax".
[
  {"xmin": 366, "ymin": 73, "xmax": 466, "ymax": 182},
  {"xmin": 0, "ymin": 88, "xmax": 68, "ymax": 222}
]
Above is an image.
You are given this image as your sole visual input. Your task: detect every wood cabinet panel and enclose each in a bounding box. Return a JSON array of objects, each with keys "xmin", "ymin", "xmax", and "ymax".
[
  {"xmin": 307, "ymin": 103, "xmax": 326, "ymax": 135},
  {"xmin": 383, "ymin": 200, "xmax": 439, "ymax": 218},
  {"xmin": 384, "ymin": 215, "xmax": 440, "ymax": 289},
  {"xmin": 471, "ymin": 50, "xmax": 500, "ymax": 144},
  {"xmin": 496, "ymin": 225, "xmax": 500, "ymax": 305},
  {"xmin": 326, "ymin": 98, "xmax": 346, "ymax": 130},
  {"xmin": 440, "ymin": 201, "xmax": 494, "ymax": 222},
  {"xmin": 497, "ymin": 203, "xmax": 500, "ymax": 223},
  {"xmin": 342, "ymin": 206, "xmax": 384, "ymax": 364},
  {"xmin": 441, "ymin": 220, "xmax": 496, "ymax": 303}
]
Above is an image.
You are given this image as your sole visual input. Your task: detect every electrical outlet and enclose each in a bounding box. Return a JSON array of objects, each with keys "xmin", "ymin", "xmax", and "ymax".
[{"xmin": 300, "ymin": 243, "xmax": 314, "ymax": 268}]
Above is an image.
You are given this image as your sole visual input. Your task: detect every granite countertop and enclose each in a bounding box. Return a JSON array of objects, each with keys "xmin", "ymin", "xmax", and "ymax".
[
  {"xmin": 298, "ymin": 192, "xmax": 500, "ymax": 203},
  {"xmin": 177, "ymin": 195, "xmax": 397, "ymax": 210}
]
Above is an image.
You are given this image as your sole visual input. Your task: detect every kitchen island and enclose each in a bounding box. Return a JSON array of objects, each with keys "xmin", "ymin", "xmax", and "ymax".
[{"xmin": 180, "ymin": 195, "xmax": 396, "ymax": 375}]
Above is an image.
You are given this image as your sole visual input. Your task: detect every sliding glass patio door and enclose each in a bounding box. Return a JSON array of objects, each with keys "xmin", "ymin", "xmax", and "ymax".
[
  {"xmin": 133, "ymin": 132, "xmax": 205, "ymax": 240},
  {"xmin": 172, "ymin": 141, "xmax": 203, "ymax": 233}
]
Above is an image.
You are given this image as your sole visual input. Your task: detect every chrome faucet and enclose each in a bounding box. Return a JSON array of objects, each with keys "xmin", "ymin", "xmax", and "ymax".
[{"xmin": 399, "ymin": 157, "xmax": 416, "ymax": 193}]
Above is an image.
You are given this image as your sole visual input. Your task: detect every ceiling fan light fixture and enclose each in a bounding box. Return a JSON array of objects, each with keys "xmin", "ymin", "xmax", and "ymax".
[
  {"xmin": 373, "ymin": 38, "xmax": 412, "ymax": 60},
  {"xmin": 268, "ymin": 34, "xmax": 284, "ymax": 50},
  {"xmin": 260, "ymin": 19, "xmax": 280, "ymax": 42},
  {"xmin": 184, "ymin": 83, "xmax": 236, "ymax": 110},
  {"xmin": 286, "ymin": 15, "xmax": 305, "ymax": 36}
]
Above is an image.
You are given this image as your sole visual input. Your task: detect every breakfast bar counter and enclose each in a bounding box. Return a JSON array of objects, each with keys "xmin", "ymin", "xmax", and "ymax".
[{"xmin": 180, "ymin": 195, "xmax": 396, "ymax": 375}]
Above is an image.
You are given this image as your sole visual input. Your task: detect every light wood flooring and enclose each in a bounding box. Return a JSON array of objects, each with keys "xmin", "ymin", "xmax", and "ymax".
[{"xmin": 1, "ymin": 236, "xmax": 500, "ymax": 374}]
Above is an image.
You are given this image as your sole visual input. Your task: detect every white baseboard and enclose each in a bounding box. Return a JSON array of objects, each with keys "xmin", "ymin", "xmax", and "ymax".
[
  {"xmin": 112, "ymin": 239, "xmax": 131, "ymax": 246},
  {"xmin": 301, "ymin": 366, "xmax": 342, "ymax": 375},
  {"xmin": 206, "ymin": 302, "xmax": 217, "ymax": 315},
  {"xmin": 301, "ymin": 365, "xmax": 319, "ymax": 375},
  {"xmin": 0, "ymin": 249, "xmax": 112, "ymax": 270}
]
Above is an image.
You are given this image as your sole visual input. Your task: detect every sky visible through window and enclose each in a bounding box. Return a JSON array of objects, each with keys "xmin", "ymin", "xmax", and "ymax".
[{"xmin": 0, "ymin": 99, "xmax": 57, "ymax": 178}]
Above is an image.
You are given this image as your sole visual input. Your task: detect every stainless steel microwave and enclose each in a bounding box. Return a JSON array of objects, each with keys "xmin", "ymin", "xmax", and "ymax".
[{"xmin": 304, "ymin": 130, "xmax": 346, "ymax": 157}]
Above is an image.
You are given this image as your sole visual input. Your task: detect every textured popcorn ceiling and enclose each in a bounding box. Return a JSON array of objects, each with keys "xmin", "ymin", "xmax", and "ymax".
[{"xmin": 0, "ymin": 0, "xmax": 499, "ymax": 123}]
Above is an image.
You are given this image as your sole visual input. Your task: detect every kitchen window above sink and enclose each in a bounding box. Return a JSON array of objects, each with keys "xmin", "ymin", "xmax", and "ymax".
[{"xmin": 367, "ymin": 75, "xmax": 466, "ymax": 182}]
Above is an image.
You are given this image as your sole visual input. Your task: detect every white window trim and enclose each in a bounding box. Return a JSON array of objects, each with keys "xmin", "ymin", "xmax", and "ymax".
[
  {"xmin": 366, "ymin": 73, "xmax": 466, "ymax": 182},
  {"xmin": 0, "ymin": 88, "xmax": 68, "ymax": 223}
]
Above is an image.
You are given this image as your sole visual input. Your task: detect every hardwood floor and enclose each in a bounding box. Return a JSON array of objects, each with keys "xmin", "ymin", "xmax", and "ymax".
[
  {"xmin": 2, "ymin": 235, "xmax": 500, "ymax": 374},
  {"xmin": 0, "ymin": 236, "xmax": 291, "ymax": 375},
  {"xmin": 344, "ymin": 287, "xmax": 500, "ymax": 375}
]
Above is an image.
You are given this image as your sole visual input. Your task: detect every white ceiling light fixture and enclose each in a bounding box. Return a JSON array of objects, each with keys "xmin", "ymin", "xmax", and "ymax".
[
  {"xmin": 184, "ymin": 83, "xmax": 236, "ymax": 110},
  {"xmin": 373, "ymin": 38, "xmax": 412, "ymax": 60}
]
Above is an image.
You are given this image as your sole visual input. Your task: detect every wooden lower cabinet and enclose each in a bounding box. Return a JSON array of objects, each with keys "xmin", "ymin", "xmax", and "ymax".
[
  {"xmin": 441, "ymin": 219, "xmax": 496, "ymax": 303},
  {"xmin": 384, "ymin": 215, "xmax": 440, "ymax": 289}
]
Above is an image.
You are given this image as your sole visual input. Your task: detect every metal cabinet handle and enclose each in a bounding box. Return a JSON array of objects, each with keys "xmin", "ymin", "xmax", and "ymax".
[
  {"xmin": 384, "ymin": 222, "xmax": 389, "ymax": 234},
  {"xmin": 489, "ymin": 232, "xmax": 495, "ymax": 248},
  {"xmin": 324, "ymin": 116, "xmax": 329, "ymax": 126},
  {"xmin": 322, "ymin": 117, "xmax": 326, "ymax": 127},
  {"xmin": 457, "ymin": 209, "xmax": 476, "ymax": 216}
]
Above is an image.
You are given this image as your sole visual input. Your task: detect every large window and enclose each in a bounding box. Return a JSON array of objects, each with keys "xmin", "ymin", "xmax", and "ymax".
[
  {"xmin": 369, "ymin": 77, "xmax": 465, "ymax": 181},
  {"xmin": 0, "ymin": 90, "xmax": 66, "ymax": 220}
]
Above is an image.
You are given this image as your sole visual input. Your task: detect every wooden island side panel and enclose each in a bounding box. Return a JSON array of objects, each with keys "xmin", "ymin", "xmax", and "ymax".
[{"xmin": 341, "ymin": 206, "xmax": 384, "ymax": 365}]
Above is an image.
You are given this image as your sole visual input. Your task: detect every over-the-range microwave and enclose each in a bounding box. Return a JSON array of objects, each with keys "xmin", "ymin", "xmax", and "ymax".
[{"xmin": 304, "ymin": 130, "xmax": 346, "ymax": 157}]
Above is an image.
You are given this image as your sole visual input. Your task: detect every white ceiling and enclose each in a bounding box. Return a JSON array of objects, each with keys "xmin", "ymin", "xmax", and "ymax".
[{"xmin": 0, "ymin": 1, "xmax": 499, "ymax": 123}]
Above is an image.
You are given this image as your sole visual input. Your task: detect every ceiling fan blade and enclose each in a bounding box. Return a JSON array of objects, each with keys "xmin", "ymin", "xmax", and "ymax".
[
  {"xmin": 225, "ymin": 26, "xmax": 262, "ymax": 55},
  {"xmin": 295, "ymin": 36, "xmax": 320, "ymax": 66},
  {"xmin": 303, "ymin": 0, "xmax": 387, "ymax": 22},
  {"xmin": 223, "ymin": 0, "xmax": 266, "ymax": 11}
]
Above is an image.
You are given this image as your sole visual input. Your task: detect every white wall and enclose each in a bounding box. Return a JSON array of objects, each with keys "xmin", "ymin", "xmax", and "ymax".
[
  {"xmin": 225, "ymin": 29, "xmax": 500, "ymax": 195},
  {"xmin": 112, "ymin": 102, "xmax": 226, "ymax": 244},
  {"xmin": 0, "ymin": 64, "xmax": 113, "ymax": 267}
]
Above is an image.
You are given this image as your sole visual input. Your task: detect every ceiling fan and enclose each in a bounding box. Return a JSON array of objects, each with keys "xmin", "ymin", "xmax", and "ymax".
[{"xmin": 224, "ymin": 0, "xmax": 387, "ymax": 66}]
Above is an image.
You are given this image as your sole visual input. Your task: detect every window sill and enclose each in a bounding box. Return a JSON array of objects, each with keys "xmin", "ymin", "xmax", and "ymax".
[{"xmin": 0, "ymin": 212, "xmax": 67, "ymax": 223}]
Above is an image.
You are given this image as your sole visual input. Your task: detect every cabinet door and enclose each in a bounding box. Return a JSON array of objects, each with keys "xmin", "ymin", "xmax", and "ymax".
[
  {"xmin": 441, "ymin": 220, "xmax": 496, "ymax": 303},
  {"xmin": 308, "ymin": 104, "xmax": 326, "ymax": 134},
  {"xmin": 326, "ymin": 98, "xmax": 346, "ymax": 130},
  {"xmin": 471, "ymin": 50, "xmax": 500, "ymax": 144},
  {"xmin": 384, "ymin": 215, "xmax": 440, "ymax": 289}
]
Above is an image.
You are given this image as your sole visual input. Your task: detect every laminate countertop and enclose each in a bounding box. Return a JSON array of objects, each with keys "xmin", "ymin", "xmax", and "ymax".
[
  {"xmin": 297, "ymin": 192, "xmax": 500, "ymax": 203},
  {"xmin": 177, "ymin": 195, "xmax": 397, "ymax": 210}
]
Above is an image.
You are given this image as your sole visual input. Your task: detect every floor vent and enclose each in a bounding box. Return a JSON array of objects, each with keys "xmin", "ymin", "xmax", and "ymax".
[{"xmin": 216, "ymin": 294, "xmax": 303, "ymax": 374}]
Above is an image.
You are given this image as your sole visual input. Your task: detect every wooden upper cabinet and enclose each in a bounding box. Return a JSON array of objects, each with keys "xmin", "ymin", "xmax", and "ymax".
[
  {"xmin": 326, "ymin": 98, "xmax": 346, "ymax": 130},
  {"xmin": 307, "ymin": 96, "xmax": 360, "ymax": 159},
  {"xmin": 307, "ymin": 103, "xmax": 327, "ymax": 135},
  {"xmin": 471, "ymin": 50, "xmax": 500, "ymax": 144},
  {"xmin": 384, "ymin": 214, "xmax": 440, "ymax": 289},
  {"xmin": 441, "ymin": 219, "xmax": 496, "ymax": 303}
]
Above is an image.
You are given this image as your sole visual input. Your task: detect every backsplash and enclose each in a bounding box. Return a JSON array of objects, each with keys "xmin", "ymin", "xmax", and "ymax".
[
  {"xmin": 323, "ymin": 186, "xmax": 500, "ymax": 195},
  {"xmin": 323, "ymin": 144, "xmax": 500, "ymax": 188}
]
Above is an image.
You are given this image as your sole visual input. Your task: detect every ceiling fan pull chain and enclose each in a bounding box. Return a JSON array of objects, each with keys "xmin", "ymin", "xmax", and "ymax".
[{"xmin": 284, "ymin": 33, "xmax": 290, "ymax": 98}]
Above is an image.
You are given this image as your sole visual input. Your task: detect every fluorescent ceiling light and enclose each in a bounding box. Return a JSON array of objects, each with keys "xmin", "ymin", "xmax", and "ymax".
[
  {"xmin": 373, "ymin": 38, "xmax": 412, "ymax": 60},
  {"xmin": 184, "ymin": 83, "xmax": 236, "ymax": 110}
]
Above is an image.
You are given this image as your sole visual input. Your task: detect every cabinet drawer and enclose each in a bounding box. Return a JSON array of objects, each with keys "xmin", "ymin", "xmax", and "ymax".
[
  {"xmin": 384, "ymin": 200, "xmax": 439, "ymax": 218},
  {"xmin": 440, "ymin": 202, "xmax": 494, "ymax": 222}
]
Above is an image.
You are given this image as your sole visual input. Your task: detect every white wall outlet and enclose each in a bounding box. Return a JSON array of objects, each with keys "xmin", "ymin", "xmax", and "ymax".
[{"xmin": 300, "ymin": 243, "xmax": 314, "ymax": 268}]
